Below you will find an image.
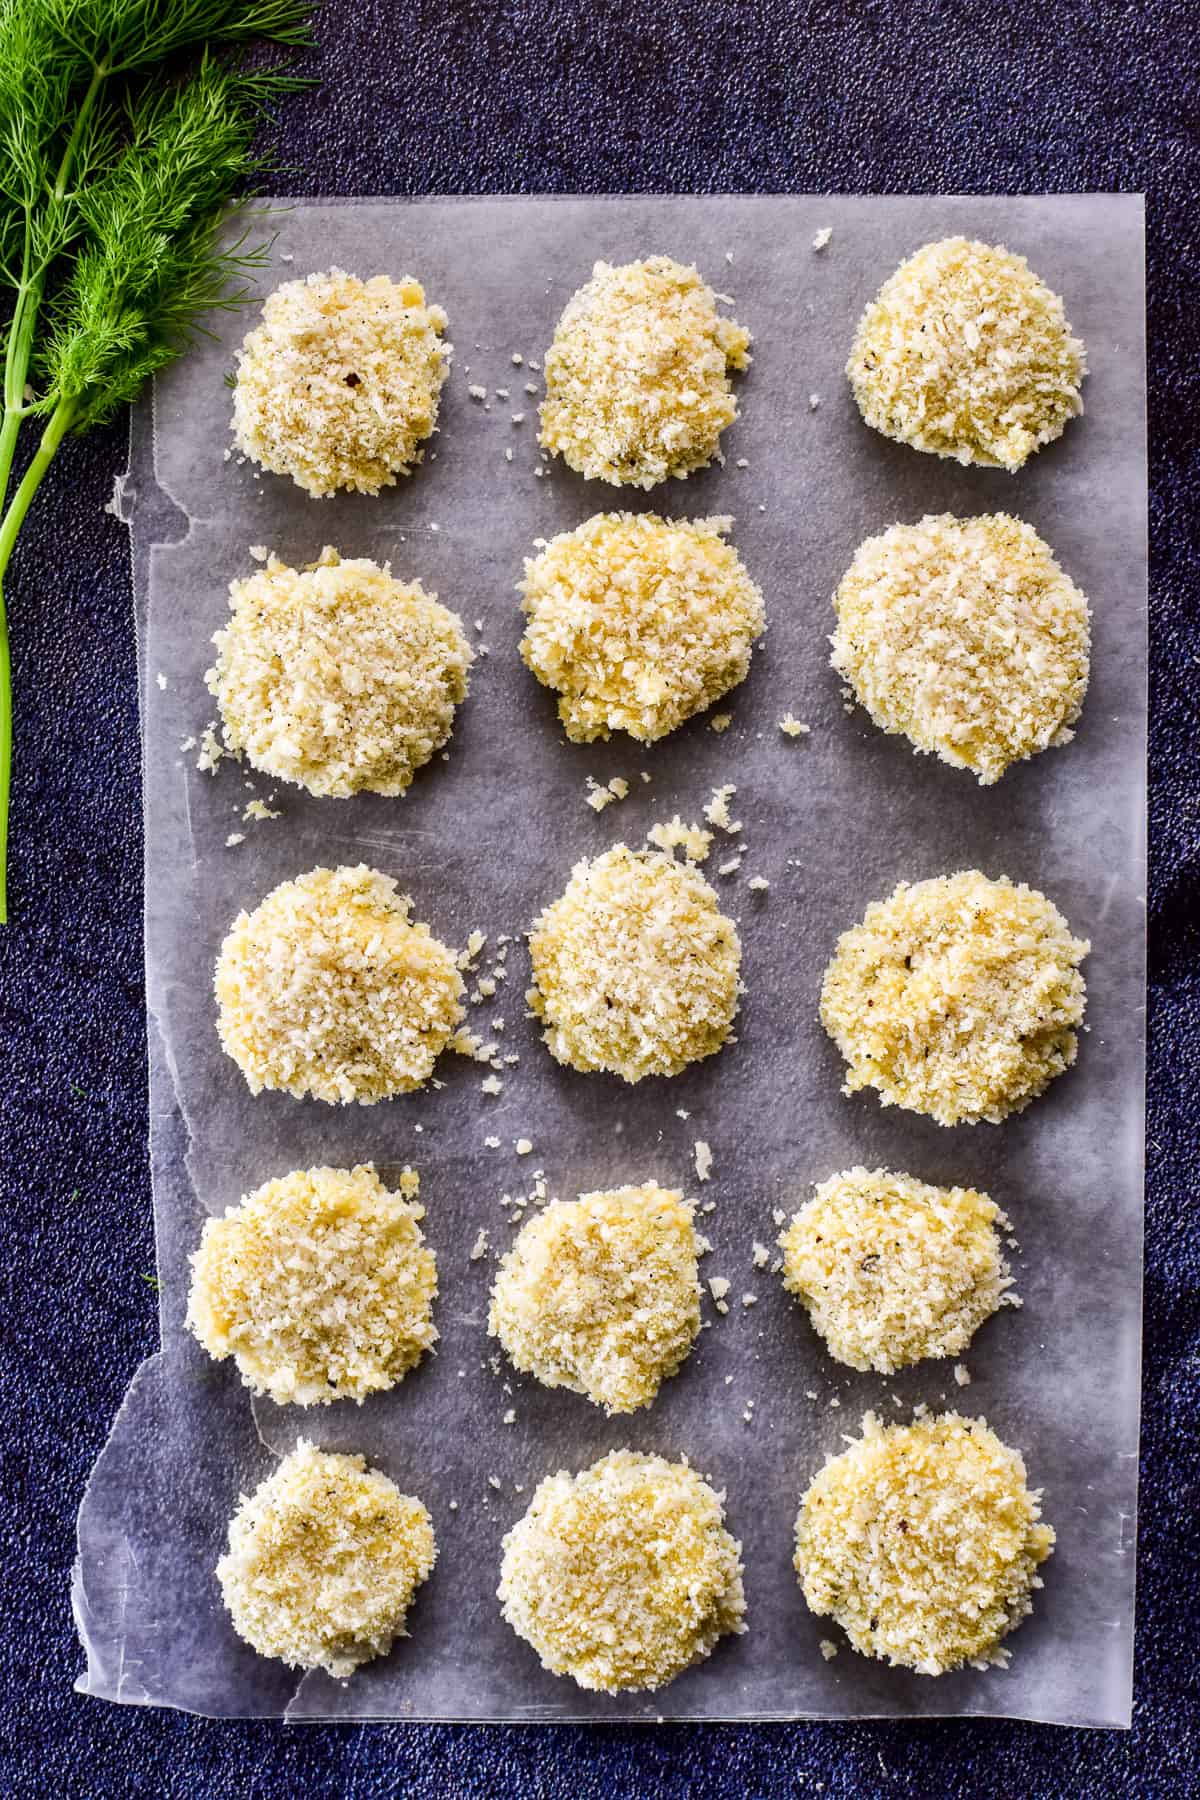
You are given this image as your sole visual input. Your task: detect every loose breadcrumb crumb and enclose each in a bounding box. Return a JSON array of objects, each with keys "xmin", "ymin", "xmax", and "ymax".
[
  {"xmin": 779, "ymin": 713, "xmax": 810, "ymax": 738},
  {"xmin": 778, "ymin": 1167, "xmax": 1015, "ymax": 1373},
  {"xmin": 489, "ymin": 1182, "xmax": 702, "ymax": 1413},
  {"xmin": 215, "ymin": 864, "xmax": 465, "ymax": 1104},
  {"xmin": 498, "ymin": 1449, "xmax": 745, "ymax": 1690},
  {"xmin": 747, "ymin": 877, "xmax": 769, "ymax": 894},
  {"xmin": 812, "ymin": 227, "xmax": 833, "ymax": 251},
  {"xmin": 710, "ymin": 712, "xmax": 733, "ymax": 733},
  {"xmin": 694, "ymin": 1140, "xmax": 713, "ymax": 1182},
  {"xmin": 831, "ymin": 513, "xmax": 1090, "ymax": 785},
  {"xmin": 846, "ymin": 237, "xmax": 1085, "ymax": 471},
  {"xmin": 820, "ymin": 870, "xmax": 1088, "ymax": 1125},
  {"xmin": 187, "ymin": 1164, "xmax": 437, "ymax": 1404},
  {"xmin": 794, "ymin": 1412, "xmax": 1054, "ymax": 1674},
  {"xmin": 704, "ymin": 784, "xmax": 741, "ymax": 833},
  {"xmin": 528, "ymin": 845, "xmax": 741, "ymax": 1082},
  {"xmin": 819, "ymin": 1638, "xmax": 838, "ymax": 1660},
  {"xmin": 646, "ymin": 816, "xmax": 713, "ymax": 863},
  {"xmin": 216, "ymin": 1442, "xmax": 436, "ymax": 1675},
  {"xmin": 539, "ymin": 257, "xmax": 751, "ymax": 487},
  {"xmin": 243, "ymin": 798, "xmax": 281, "ymax": 823},
  {"xmin": 232, "ymin": 270, "xmax": 450, "ymax": 497},
  {"xmin": 520, "ymin": 513, "xmax": 764, "ymax": 742},
  {"xmin": 208, "ymin": 549, "xmax": 472, "ymax": 798}
]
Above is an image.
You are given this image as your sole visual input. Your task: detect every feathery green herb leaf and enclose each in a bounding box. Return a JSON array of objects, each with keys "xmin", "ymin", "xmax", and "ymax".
[{"xmin": 0, "ymin": 0, "xmax": 314, "ymax": 920}]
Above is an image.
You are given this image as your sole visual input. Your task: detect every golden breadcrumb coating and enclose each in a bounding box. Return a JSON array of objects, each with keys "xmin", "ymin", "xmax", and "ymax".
[
  {"xmin": 231, "ymin": 269, "xmax": 450, "ymax": 497},
  {"xmin": 819, "ymin": 870, "xmax": 1088, "ymax": 1125},
  {"xmin": 488, "ymin": 1182, "xmax": 702, "ymax": 1412},
  {"xmin": 847, "ymin": 237, "xmax": 1085, "ymax": 471},
  {"xmin": 528, "ymin": 844, "xmax": 741, "ymax": 1082},
  {"xmin": 187, "ymin": 1164, "xmax": 437, "ymax": 1404},
  {"xmin": 831, "ymin": 513, "xmax": 1090, "ymax": 784},
  {"xmin": 519, "ymin": 512, "xmax": 765, "ymax": 742},
  {"xmin": 778, "ymin": 1166, "xmax": 1015, "ymax": 1373},
  {"xmin": 216, "ymin": 1442, "xmax": 436, "ymax": 1676},
  {"xmin": 498, "ymin": 1449, "xmax": 746, "ymax": 1691},
  {"xmin": 215, "ymin": 864, "xmax": 464, "ymax": 1104},
  {"xmin": 795, "ymin": 1412, "xmax": 1054, "ymax": 1674},
  {"xmin": 539, "ymin": 256, "xmax": 751, "ymax": 487},
  {"xmin": 208, "ymin": 548, "xmax": 472, "ymax": 798}
]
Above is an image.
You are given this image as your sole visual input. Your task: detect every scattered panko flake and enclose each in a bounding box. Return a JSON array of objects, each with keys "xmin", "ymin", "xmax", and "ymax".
[
  {"xmin": 819, "ymin": 1638, "xmax": 839, "ymax": 1661},
  {"xmin": 511, "ymin": 413, "xmax": 525, "ymax": 425},
  {"xmin": 741, "ymin": 1293, "xmax": 758, "ymax": 1308},
  {"xmin": 468, "ymin": 383, "xmax": 487, "ymax": 401},
  {"xmin": 449, "ymin": 1498, "xmax": 459, "ymax": 1509},
  {"xmin": 179, "ymin": 735, "xmax": 197, "ymax": 753},
  {"xmin": 484, "ymin": 1135, "xmax": 501, "ymax": 1149},
  {"xmin": 808, "ymin": 393, "xmax": 821, "ymax": 411},
  {"xmin": 779, "ymin": 714, "xmax": 811, "ymax": 738},
  {"xmin": 954, "ymin": 1363, "xmax": 972, "ymax": 1387},
  {"xmin": 751, "ymin": 1241, "xmax": 769, "ymax": 1269},
  {"xmin": 717, "ymin": 856, "xmax": 743, "ymax": 877},
  {"xmin": 806, "ymin": 1389, "xmax": 819, "ymax": 1401},
  {"xmin": 478, "ymin": 976, "xmax": 497, "ymax": 998},
  {"xmin": 155, "ymin": 671, "xmax": 168, "ymax": 690},
  {"xmin": 828, "ymin": 1396, "xmax": 841, "ymax": 1407},
  {"xmin": 748, "ymin": 877, "xmax": 770, "ymax": 894},
  {"xmin": 481, "ymin": 1074, "xmax": 503, "ymax": 1096},
  {"xmin": 449, "ymin": 1028, "xmax": 483, "ymax": 1059},
  {"xmin": 243, "ymin": 798, "xmax": 281, "ymax": 822},
  {"xmin": 505, "ymin": 447, "xmax": 514, "ymax": 462},
  {"xmin": 812, "ymin": 226, "xmax": 833, "ymax": 251},
  {"xmin": 585, "ymin": 774, "xmax": 630, "ymax": 813},
  {"xmin": 488, "ymin": 1476, "xmax": 501, "ymax": 1491},
  {"xmin": 225, "ymin": 832, "xmax": 246, "ymax": 848},
  {"xmin": 248, "ymin": 545, "xmax": 268, "ymax": 563},
  {"xmin": 694, "ymin": 1140, "xmax": 713, "ymax": 1182},
  {"xmin": 457, "ymin": 930, "xmax": 487, "ymax": 970},
  {"xmin": 515, "ymin": 1138, "xmax": 533, "ymax": 1156},
  {"xmin": 496, "ymin": 387, "xmax": 510, "ymax": 400},
  {"xmin": 503, "ymin": 1408, "xmax": 516, "ymax": 1425},
  {"xmin": 196, "ymin": 723, "xmax": 228, "ymax": 774},
  {"xmin": 646, "ymin": 816, "xmax": 713, "ymax": 863},
  {"xmin": 676, "ymin": 1107, "xmax": 690, "ymax": 1120},
  {"xmin": 703, "ymin": 784, "xmax": 741, "ymax": 833},
  {"xmin": 511, "ymin": 353, "xmax": 524, "ymax": 366},
  {"xmin": 735, "ymin": 457, "xmax": 749, "ymax": 469},
  {"xmin": 470, "ymin": 1230, "xmax": 489, "ymax": 1261},
  {"xmin": 708, "ymin": 1276, "xmax": 730, "ymax": 1302},
  {"xmin": 709, "ymin": 712, "xmax": 733, "ymax": 733}
]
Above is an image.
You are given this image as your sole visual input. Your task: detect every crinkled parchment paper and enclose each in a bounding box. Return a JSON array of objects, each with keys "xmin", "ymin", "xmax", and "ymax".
[{"xmin": 72, "ymin": 195, "xmax": 1146, "ymax": 1724}]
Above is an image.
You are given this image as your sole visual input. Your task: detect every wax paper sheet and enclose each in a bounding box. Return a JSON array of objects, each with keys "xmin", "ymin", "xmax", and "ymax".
[{"xmin": 72, "ymin": 195, "xmax": 1146, "ymax": 1725}]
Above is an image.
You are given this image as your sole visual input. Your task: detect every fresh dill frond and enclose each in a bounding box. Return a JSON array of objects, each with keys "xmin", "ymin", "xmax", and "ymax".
[
  {"xmin": 0, "ymin": 0, "xmax": 315, "ymax": 920},
  {"xmin": 140, "ymin": 1270, "xmax": 161, "ymax": 1289}
]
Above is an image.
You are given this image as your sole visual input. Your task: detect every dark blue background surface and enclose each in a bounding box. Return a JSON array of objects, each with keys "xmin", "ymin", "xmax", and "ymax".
[{"xmin": 1, "ymin": 2, "xmax": 1196, "ymax": 1793}]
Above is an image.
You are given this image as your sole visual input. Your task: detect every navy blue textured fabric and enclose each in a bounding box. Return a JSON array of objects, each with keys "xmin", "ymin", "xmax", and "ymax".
[{"xmin": 1, "ymin": 1, "xmax": 1197, "ymax": 1792}]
